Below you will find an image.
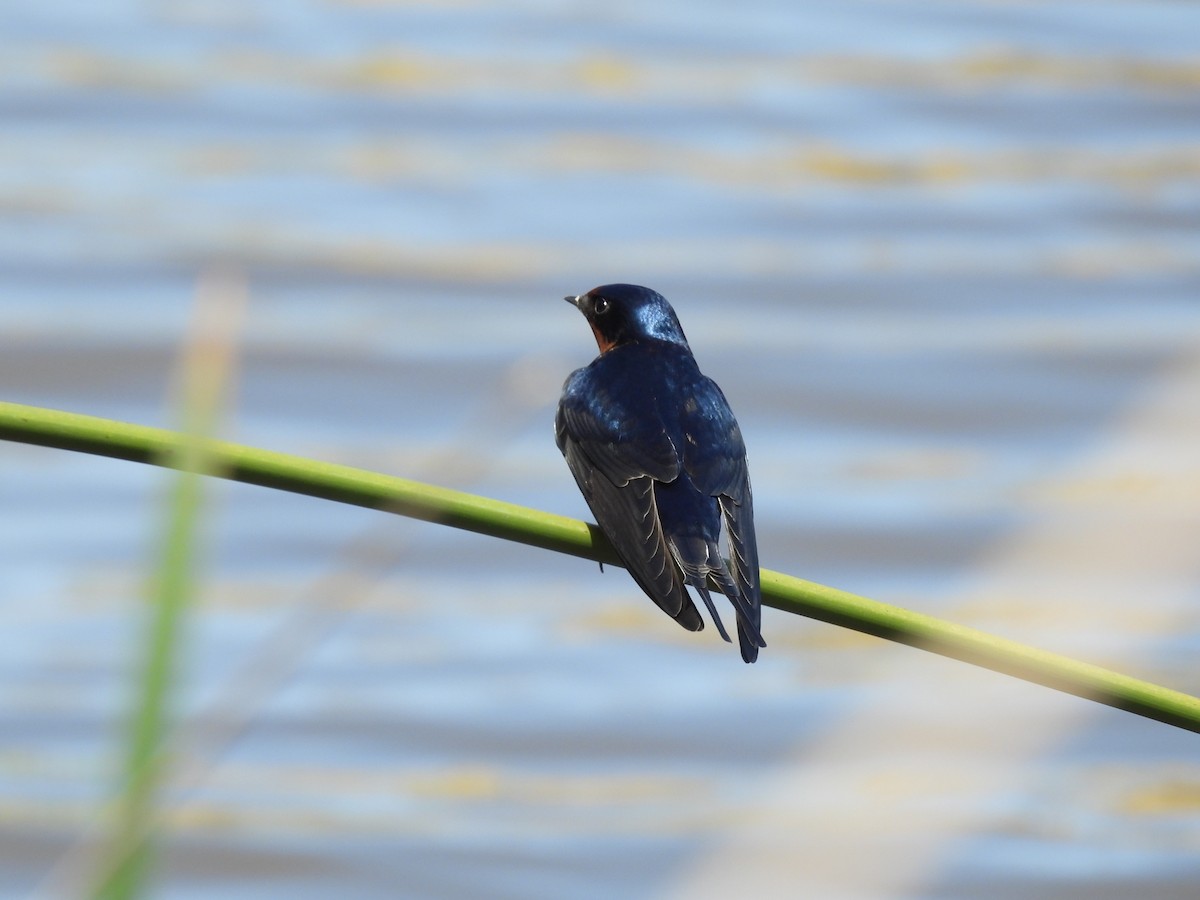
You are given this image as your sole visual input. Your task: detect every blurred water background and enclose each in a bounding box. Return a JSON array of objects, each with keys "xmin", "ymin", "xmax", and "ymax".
[{"xmin": 2, "ymin": 1, "xmax": 1200, "ymax": 897}]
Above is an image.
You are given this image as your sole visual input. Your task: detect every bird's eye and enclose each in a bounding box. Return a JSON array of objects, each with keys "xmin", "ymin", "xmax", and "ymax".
[{"xmin": 594, "ymin": 298, "xmax": 610, "ymax": 315}]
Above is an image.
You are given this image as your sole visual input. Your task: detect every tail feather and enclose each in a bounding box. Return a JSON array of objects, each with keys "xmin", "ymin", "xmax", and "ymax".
[
  {"xmin": 691, "ymin": 581, "xmax": 732, "ymax": 643},
  {"xmin": 668, "ymin": 535, "xmax": 765, "ymax": 661}
]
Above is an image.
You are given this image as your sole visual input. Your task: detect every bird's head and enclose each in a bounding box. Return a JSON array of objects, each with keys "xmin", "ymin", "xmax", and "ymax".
[{"xmin": 564, "ymin": 284, "xmax": 689, "ymax": 354}]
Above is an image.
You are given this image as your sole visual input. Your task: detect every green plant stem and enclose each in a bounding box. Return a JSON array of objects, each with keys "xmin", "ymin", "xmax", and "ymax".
[
  {"xmin": 3, "ymin": 400, "xmax": 1198, "ymax": 734},
  {"xmin": 95, "ymin": 453, "xmax": 205, "ymax": 900},
  {"xmin": 92, "ymin": 368, "xmax": 225, "ymax": 898}
]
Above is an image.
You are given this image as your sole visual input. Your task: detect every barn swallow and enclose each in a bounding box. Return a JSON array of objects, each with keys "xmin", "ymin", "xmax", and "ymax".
[{"xmin": 556, "ymin": 284, "xmax": 765, "ymax": 662}]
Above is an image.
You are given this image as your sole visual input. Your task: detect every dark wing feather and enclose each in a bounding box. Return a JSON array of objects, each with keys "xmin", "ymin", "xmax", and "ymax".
[
  {"xmin": 556, "ymin": 370, "xmax": 703, "ymax": 632},
  {"xmin": 680, "ymin": 375, "xmax": 765, "ymax": 662},
  {"xmin": 555, "ymin": 385, "xmax": 678, "ymax": 485},
  {"xmin": 720, "ymin": 492, "xmax": 763, "ymax": 661},
  {"xmin": 679, "ymin": 376, "xmax": 750, "ymax": 501}
]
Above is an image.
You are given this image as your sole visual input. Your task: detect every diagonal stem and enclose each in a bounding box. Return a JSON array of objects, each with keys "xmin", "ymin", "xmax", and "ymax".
[{"xmin": 2, "ymin": 399, "xmax": 1198, "ymax": 734}]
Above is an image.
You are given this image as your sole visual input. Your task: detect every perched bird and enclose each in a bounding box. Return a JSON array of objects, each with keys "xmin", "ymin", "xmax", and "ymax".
[{"xmin": 556, "ymin": 284, "xmax": 765, "ymax": 662}]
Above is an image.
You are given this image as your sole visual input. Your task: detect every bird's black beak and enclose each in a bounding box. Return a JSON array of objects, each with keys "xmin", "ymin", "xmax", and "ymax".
[{"xmin": 564, "ymin": 294, "xmax": 583, "ymax": 309}]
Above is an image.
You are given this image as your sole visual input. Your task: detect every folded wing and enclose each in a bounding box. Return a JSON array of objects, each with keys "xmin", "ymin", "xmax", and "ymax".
[{"xmin": 556, "ymin": 370, "xmax": 704, "ymax": 631}]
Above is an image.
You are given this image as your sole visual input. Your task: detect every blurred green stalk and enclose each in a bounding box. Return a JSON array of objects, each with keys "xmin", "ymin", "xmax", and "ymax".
[
  {"xmin": 2, "ymin": 398, "xmax": 1198, "ymax": 735},
  {"xmin": 85, "ymin": 276, "xmax": 242, "ymax": 899},
  {"xmin": 94, "ymin": 435, "xmax": 207, "ymax": 899}
]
